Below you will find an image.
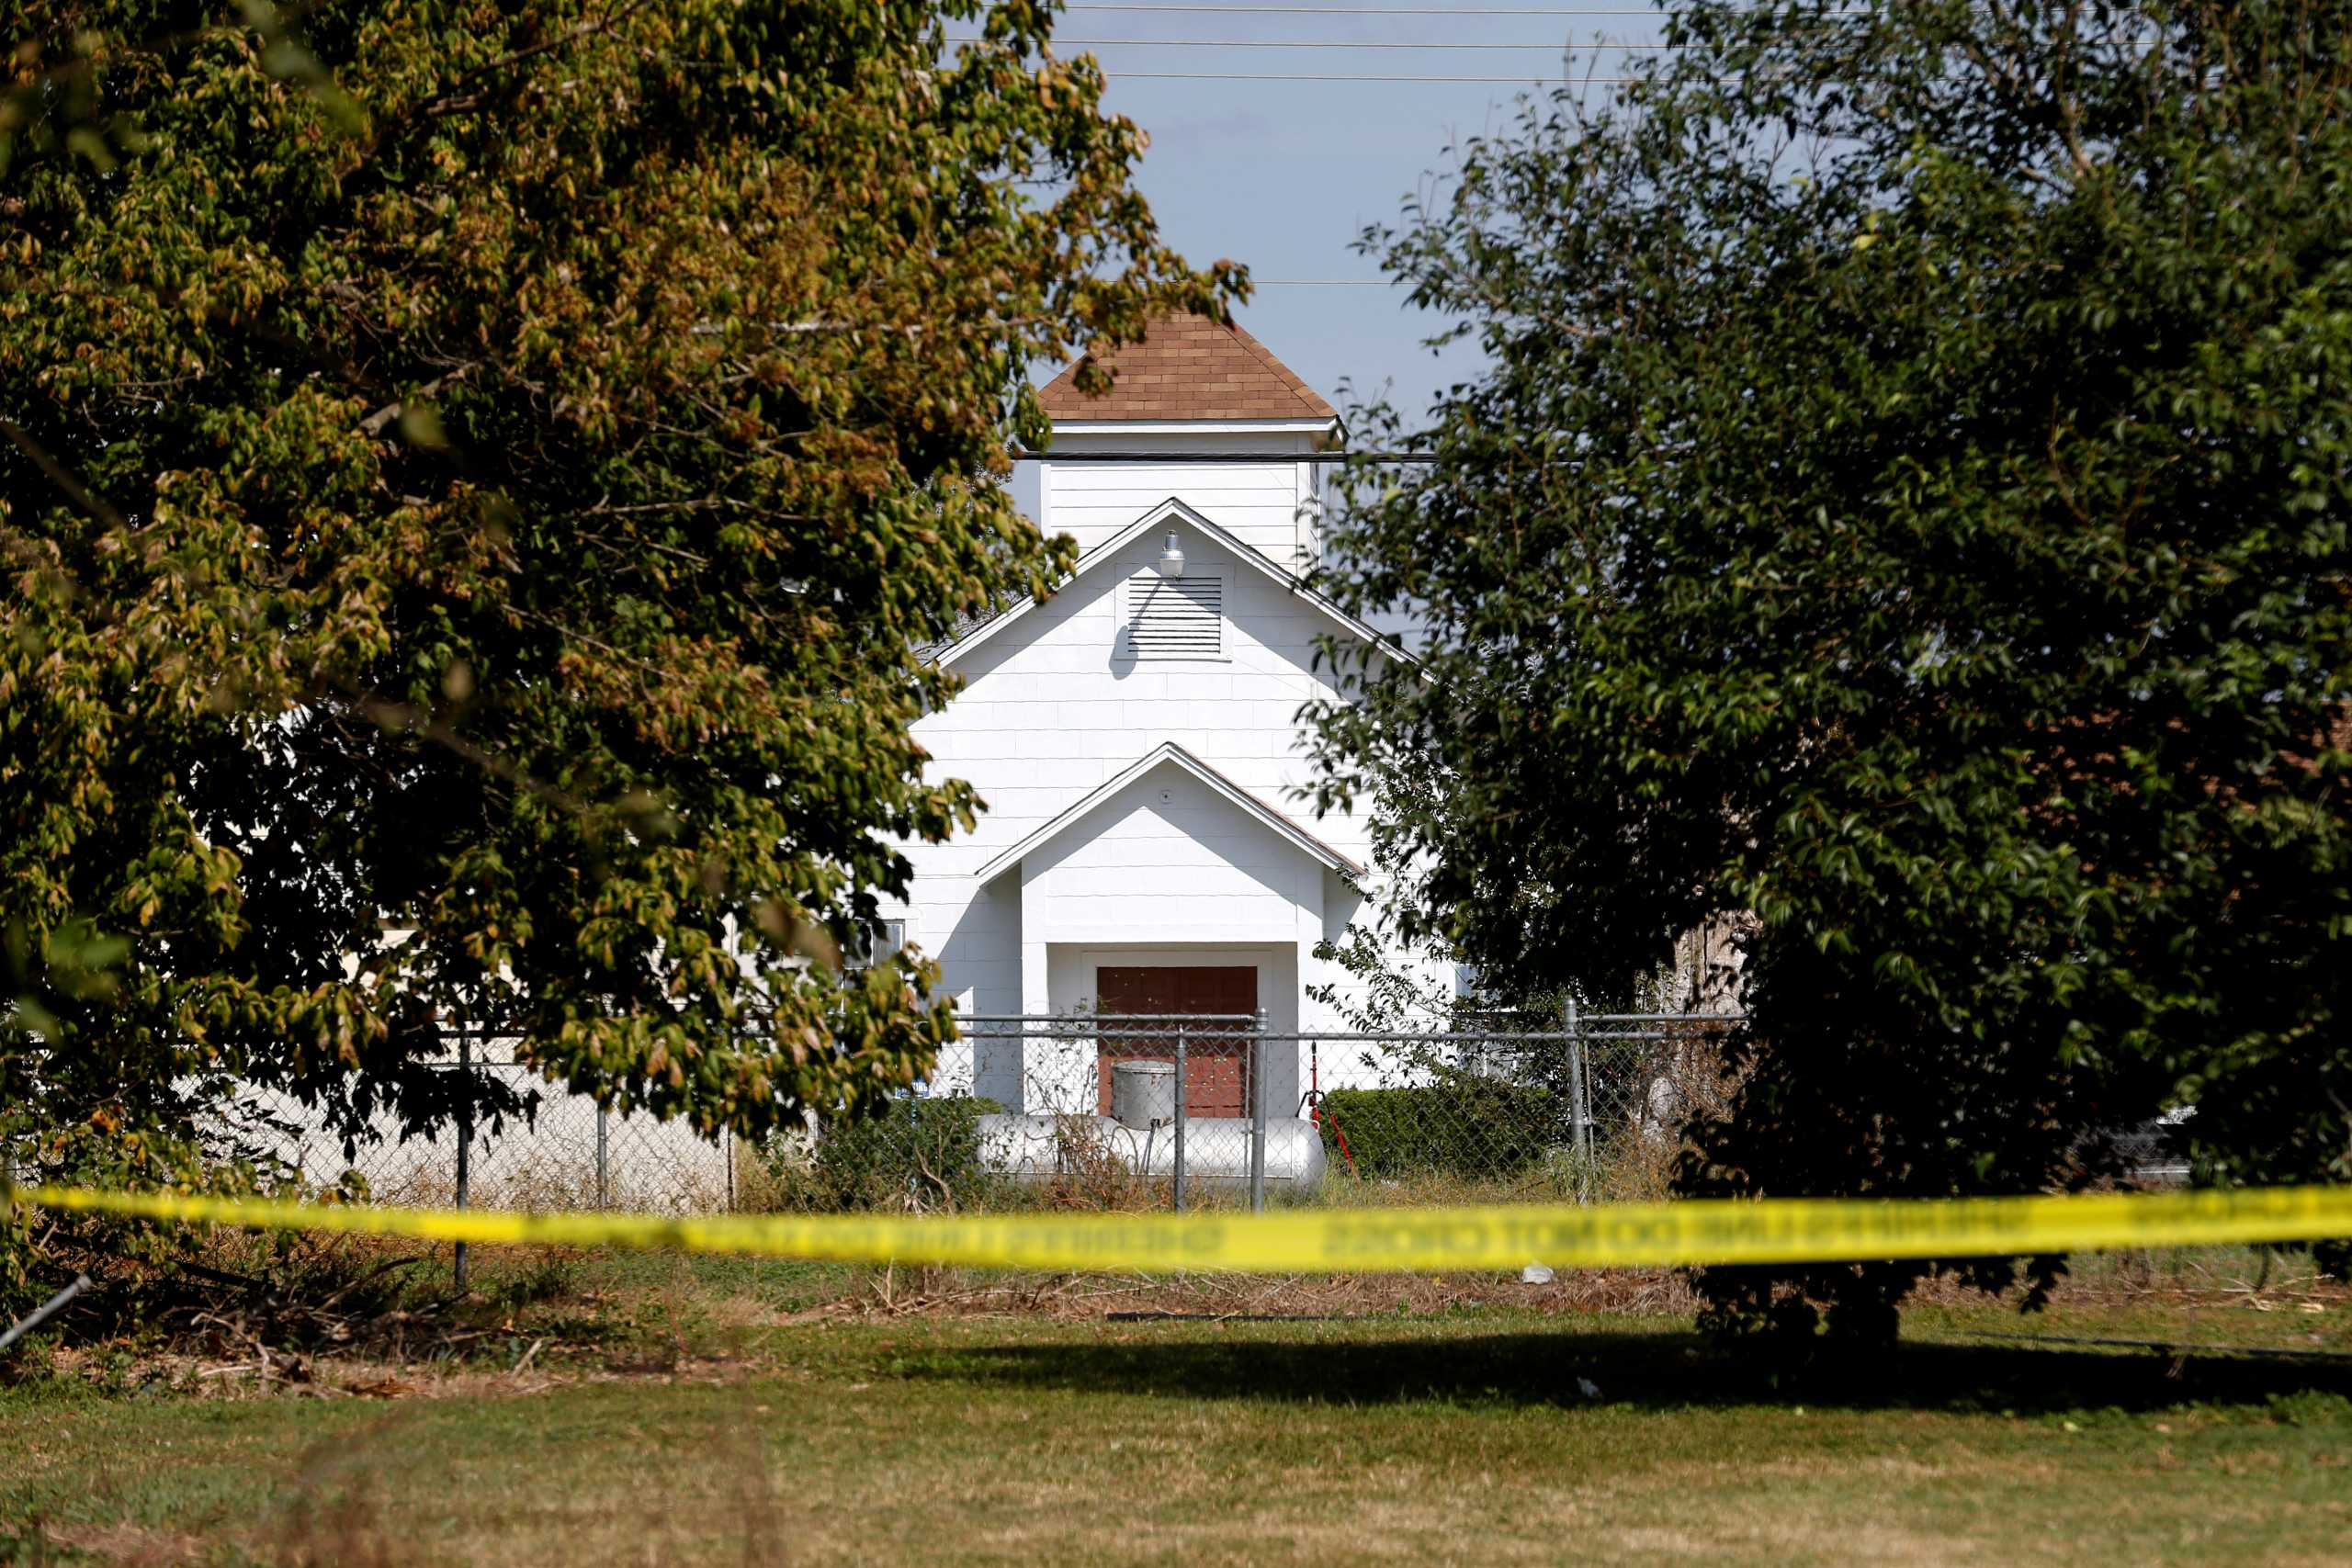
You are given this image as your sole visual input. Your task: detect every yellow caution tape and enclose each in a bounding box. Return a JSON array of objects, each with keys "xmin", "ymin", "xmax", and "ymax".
[{"xmin": 13, "ymin": 1182, "xmax": 2352, "ymax": 1274}]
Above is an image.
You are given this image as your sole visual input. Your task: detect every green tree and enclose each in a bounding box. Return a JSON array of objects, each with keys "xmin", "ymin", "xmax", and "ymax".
[
  {"xmin": 1308, "ymin": 0, "xmax": 2352, "ymax": 1342},
  {"xmin": 1, "ymin": 0, "xmax": 1232, "ymax": 1283}
]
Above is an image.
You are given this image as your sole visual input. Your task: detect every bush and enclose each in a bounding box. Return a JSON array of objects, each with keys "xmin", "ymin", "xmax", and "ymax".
[
  {"xmin": 1317, "ymin": 1077, "xmax": 1559, "ymax": 1180},
  {"xmin": 764, "ymin": 1096, "xmax": 1002, "ymax": 1212}
]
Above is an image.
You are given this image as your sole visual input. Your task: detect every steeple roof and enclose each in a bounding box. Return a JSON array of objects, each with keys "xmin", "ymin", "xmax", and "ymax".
[{"xmin": 1036, "ymin": 312, "xmax": 1338, "ymax": 423}]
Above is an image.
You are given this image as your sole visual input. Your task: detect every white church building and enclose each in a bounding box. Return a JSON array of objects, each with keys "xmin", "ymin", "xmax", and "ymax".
[{"xmin": 888, "ymin": 314, "xmax": 1442, "ymax": 1121}]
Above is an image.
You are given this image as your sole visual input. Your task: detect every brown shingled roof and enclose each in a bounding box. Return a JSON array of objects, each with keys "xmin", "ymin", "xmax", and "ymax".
[{"xmin": 1036, "ymin": 312, "xmax": 1338, "ymax": 423}]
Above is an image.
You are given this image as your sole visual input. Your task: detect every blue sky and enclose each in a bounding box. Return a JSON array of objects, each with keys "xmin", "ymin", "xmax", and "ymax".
[{"xmin": 1032, "ymin": 2, "xmax": 1676, "ymax": 429}]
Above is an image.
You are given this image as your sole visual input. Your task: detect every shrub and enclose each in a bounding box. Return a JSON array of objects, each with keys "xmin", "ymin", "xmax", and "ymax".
[
  {"xmin": 1317, "ymin": 1077, "xmax": 1559, "ymax": 1180},
  {"xmin": 764, "ymin": 1096, "xmax": 1002, "ymax": 1212}
]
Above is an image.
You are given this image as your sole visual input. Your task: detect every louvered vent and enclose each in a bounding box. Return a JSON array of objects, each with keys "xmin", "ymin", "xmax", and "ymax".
[{"xmin": 1126, "ymin": 571, "xmax": 1224, "ymax": 660}]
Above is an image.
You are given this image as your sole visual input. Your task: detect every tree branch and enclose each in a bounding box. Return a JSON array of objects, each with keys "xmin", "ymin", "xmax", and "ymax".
[
  {"xmin": 0, "ymin": 416, "xmax": 131, "ymax": 531},
  {"xmin": 360, "ymin": 0, "xmax": 657, "ymax": 157}
]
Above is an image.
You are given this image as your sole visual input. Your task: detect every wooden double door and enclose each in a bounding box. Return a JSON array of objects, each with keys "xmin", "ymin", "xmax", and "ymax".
[{"xmin": 1095, "ymin": 964, "xmax": 1257, "ymax": 1117}]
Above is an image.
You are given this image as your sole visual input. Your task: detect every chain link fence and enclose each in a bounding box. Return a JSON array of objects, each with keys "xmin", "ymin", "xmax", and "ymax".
[
  {"xmin": 198, "ymin": 1013, "xmax": 1741, "ymax": 1217},
  {"xmin": 1298, "ymin": 1012, "xmax": 1739, "ymax": 1205},
  {"xmin": 747, "ymin": 1011, "xmax": 1742, "ymax": 1214},
  {"xmin": 182, "ymin": 1011, "xmax": 2206, "ymax": 1218},
  {"xmin": 206, "ymin": 1041, "xmax": 732, "ymax": 1215},
  {"xmin": 750, "ymin": 1014, "xmax": 1278, "ymax": 1213}
]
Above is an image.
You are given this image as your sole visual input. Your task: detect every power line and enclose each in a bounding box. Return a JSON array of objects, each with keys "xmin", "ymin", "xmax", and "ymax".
[
  {"xmin": 1057, "ymin": 2, "xmax": 1876, "ymax": 13},
  {"xmin": 1063, "ymin": 4, "xmax": 1692, "ymax": 13},
  {"xmin": 1101, "ymin": 70, "xmax": 1622, "ymax": 80},
  {"xmin": 956, "ymin": 37, "xmax": 1685, "ymax": 49},
  {"xmin": 1016, "ymin": 450, "xmax": 1442, "ymax": 462}
]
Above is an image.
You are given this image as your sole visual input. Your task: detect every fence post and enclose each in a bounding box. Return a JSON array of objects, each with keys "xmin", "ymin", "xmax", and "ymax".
[
  {"xmin": 453, "ymin": 1032, "xmax": 471, "ymax": 1292},
  {"xmin": 1565, "ymin": 998, "xmax": 1592, "ymax": 1203},
  {"xmin": 595, "ymin": 1103, "xmax": 609, "ymax": 1210},
  {"xmin": 1249, "ymin": 1007, "xmax": 1269, "ymax": 1213},
  {"xmin": 1172, "ymin": 1021, "xmax": 1187, "ymax": 1213}
]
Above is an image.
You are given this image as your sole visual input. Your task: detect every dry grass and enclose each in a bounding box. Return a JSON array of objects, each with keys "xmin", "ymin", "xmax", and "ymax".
[
  {"xmin": 8, "ymin": 1229, "xmax": 2352, "ymax": 1567},
  {"xmin": 356, "ymin": 1153, "xmax": 734, "ymax": 1215},
  {"xmin": 8, "ymin": 1294, "xmax": 2352, "ymax": 1566}
]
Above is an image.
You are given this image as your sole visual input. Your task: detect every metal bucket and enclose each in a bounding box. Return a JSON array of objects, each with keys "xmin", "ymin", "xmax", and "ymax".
[{"xmin": 1109, "ymin": 1060, "xmax": 1178, "ymax": 1130}]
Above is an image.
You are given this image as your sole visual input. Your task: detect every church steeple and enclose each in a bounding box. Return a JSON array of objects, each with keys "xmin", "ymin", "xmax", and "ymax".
[
  {"xmin": 1038, "ymin": 311, "xmax": 1339, "ymax": 423},
  {"xmin": 1035, "ymin": 314, "xmax": 1341, "ymax": 572}
]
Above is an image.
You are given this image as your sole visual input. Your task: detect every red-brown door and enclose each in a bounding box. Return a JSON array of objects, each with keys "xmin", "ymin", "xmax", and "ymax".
[{"xmin": 1096, "ymin": 965, "xmax": 1257, "ymax": 1117}]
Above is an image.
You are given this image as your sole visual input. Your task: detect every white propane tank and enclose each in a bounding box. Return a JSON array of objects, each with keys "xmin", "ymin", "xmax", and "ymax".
[{"xmin": 973, "ymin": 1112, "xmax": 1327, "ymax": 1193}]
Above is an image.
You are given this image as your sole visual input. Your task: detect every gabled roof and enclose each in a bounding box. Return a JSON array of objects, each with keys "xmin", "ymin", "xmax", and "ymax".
[
  {"xmin": 932, "ymin": 497, "xmax": 1399, "ymax": 671},
  {"xmin": 1037, "ymin": 312, "xmax": 1339, "ymax": 423},
  {"xmin": 975, "ymin": 741, "xmax": 1364, "ymax": 883}
]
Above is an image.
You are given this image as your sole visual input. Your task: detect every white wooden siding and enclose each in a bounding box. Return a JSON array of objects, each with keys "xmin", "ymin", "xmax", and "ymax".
[
  {"xmin": 1023, "ymin": 765, "xmax": 1322, "ymax": 946},
  {"xmin": 910, "ymin": 526, "xmax": 1357, "ymax": 874},
  {"xmin": 1047, "ymin": 462, "xmax": 1306, "ymax": 562},
  {"xmin": 895, "ymin": 454, "xmax": 1432, "ymax": 1079},
  {"xmin": 1039, "ymin": 428, "xmax": 1327, "ymax": 562}
]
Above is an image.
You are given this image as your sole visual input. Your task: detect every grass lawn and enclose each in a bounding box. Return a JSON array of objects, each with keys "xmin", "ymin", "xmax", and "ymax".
[{"xmin": 3, "ymin": 1250, "xmax": 2349, "ymax": 1565}]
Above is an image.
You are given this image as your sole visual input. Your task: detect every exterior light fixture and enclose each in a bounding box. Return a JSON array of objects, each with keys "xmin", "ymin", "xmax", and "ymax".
[{"xmin": 1158, "ymin": 528, "xmax": 1185, "ymax": 579}]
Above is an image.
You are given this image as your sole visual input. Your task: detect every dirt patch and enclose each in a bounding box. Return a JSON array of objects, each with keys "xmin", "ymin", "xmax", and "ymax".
[
  {"xmin": 791, "ymin": 1262, "xmax": 1701, "ymax": 1324},
  {"xmin": 1608, "ymin": 1518, "xmax": 1995, "ymax": 1566},
  {"xmin": 34, "ymin": 1523, "xmax": 211, "ymax": 1567},
  {"xmin": 789, "ymin": 1250, "xmax": 2352, "ymax": 1326}
]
